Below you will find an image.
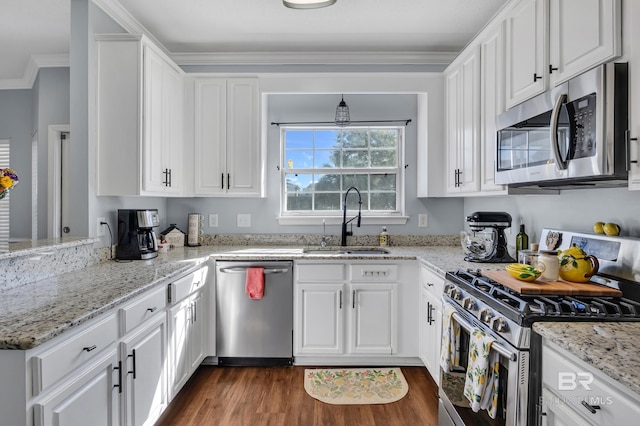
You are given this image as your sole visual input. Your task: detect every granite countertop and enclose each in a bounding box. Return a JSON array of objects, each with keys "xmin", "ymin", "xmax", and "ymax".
[
  {"xmin": 533, "ymin": 322, "xmax": 640, "ymax": 395},
  {"xmin": 0, "ymin": 244, "xmax": 493, "ymax": 351}
]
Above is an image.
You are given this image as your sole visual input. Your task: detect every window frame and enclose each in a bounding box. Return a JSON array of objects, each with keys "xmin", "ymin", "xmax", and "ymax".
[{"xmin": 277, "ymin": 125, "xmax": 408, "ymax": 225}]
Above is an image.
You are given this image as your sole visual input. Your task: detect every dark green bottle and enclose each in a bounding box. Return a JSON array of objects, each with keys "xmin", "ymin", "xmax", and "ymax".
[{"xmin": 516, "ymin": 224, "xmax": 529, "ymax": 260}]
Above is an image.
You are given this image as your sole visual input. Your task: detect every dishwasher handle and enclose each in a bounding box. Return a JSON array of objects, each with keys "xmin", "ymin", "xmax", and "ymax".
[{"xmin": 218, "ymin": 267, "xmax": 290, "ymax": 274}]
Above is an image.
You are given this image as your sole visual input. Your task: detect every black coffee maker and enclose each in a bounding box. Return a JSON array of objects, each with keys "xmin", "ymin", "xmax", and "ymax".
[{"xmin": 116, "ymin": 209, "xmax": 160, "ymax": 260}]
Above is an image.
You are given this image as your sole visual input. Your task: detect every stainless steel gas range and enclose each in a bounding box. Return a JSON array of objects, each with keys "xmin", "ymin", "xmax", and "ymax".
[{"xmin": 438, "ymin": 229, "xmax": 640, "ymax": 426}]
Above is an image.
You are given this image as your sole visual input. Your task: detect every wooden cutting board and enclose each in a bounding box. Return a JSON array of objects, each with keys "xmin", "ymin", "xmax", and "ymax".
[{"xmin": 481, "ymin": 270, "xmax": 622, "ymax": 296}]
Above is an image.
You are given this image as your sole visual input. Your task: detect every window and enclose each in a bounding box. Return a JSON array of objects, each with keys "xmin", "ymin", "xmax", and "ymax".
[{"xmin": 279, "ymin": 126, "xmax": 405, "ymax": 224}]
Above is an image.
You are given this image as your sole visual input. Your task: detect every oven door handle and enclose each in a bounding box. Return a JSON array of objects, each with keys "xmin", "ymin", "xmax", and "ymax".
[{"xmin": 451, "ymin": 311, "xmax": 517, "ymax": 362}]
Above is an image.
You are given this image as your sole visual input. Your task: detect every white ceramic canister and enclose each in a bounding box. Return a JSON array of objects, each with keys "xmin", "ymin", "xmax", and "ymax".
[{"xmin": 537, "ymin": 250, "xmax": 559, "ymax": 281}]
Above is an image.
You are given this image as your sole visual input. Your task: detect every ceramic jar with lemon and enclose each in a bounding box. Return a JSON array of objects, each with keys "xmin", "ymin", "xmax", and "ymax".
[{"xmin": 559, "ymin": 245, "xmax": 599, "ymax": 282}]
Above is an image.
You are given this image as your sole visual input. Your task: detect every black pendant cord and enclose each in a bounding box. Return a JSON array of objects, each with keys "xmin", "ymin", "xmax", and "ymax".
[{"xmin": 270, "ymin": 119, "xmax": 412, "ymax": 126}]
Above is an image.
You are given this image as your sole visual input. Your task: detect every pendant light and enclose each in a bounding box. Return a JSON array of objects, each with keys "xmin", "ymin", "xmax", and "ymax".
[
  {"xmin": 283, "ymin": 0, "xmax": 337, "ymax": 9},
  {"xmin": 335, "ymin": 95, "xmax": 350, "ymax": 127}
]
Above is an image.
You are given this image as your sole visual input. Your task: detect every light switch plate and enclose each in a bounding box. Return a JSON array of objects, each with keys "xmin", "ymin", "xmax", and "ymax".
[
  {"xmin": 418, "ymin": 214, "xmax": 428, "ymax": 228},
  {"xmin": 237, "ymin": 213, "xmax": 251, "ymax": 228},
  {"xmin": 208, "ymin": 213, "xmax": 218, "ymax": 227}
]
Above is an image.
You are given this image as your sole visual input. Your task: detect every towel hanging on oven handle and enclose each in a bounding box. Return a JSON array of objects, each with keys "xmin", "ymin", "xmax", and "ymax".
[{"xmin": 450, "ymin": 310, "xmax": 517, "ymax": 362}]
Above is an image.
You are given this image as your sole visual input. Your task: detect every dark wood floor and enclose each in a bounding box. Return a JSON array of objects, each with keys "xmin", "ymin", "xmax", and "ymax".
[{"xmin": 156, "ymin": 365, "xmax": 439, "ymax": 426}]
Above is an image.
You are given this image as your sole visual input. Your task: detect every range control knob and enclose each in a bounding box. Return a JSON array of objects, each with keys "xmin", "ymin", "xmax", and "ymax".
[
  {"xmin": 449, "ymin": 288, "xmax": 461, "ymax": 300},
  {"xmin": 462, "ymin": 297, "xmax": 476, "ymax": 310},
  {"xmin": 479, "ymin": 309, "xmax": 493, "ymax": 323},
  {"xmin": 492, "ymin": 317, "xmax": 509, "ymax": 333}
]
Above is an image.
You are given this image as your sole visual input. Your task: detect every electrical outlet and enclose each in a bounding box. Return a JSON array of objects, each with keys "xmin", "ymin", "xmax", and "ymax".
[
  {"xmin": 418, "ymin": 214, "xmax": 428, "ymax": 228},
  {"xmin": 237, "ymin": 213, "xmax": 251, "ymax": 228},
  {"xmin": 97, "ymin": 217, "xmax": 106, "ymax": 237},
  {"xmin": 208, "ymin": 213, "xmax": 219, "ymax": 227}
]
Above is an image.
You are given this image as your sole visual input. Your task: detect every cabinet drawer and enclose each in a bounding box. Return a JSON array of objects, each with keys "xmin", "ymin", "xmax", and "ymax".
[
  {"xmin": 421, "ymin": 264, "xmax": 444, "ymax": 296},
  {"xmin": 350, "ymin": 264, "xmax": 398, "ymax": 282},
  {"xmin": 32, "ymin": 313, "xmax": 118, "ymax": 395},
  {"xmin": 297, "ymin": 263, "xmax": 345, "ymax": 282},
  {"xmin": 170, "ymin": 269, "xmax": 204, "ymax": 303},
  {"xmin": 119, "ymin": 285, "xmax": 167, "ymax": 335},
  {"xmin": 542, "ymin": 343, "xmax": 640, "ymax": 424}
]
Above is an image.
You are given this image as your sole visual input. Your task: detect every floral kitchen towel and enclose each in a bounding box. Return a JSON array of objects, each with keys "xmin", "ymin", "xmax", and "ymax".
[
  {"xmin": 440, "ymin": 303, "xmax": 461, "ymax": 373},
  {"xmin": 463, "ymin": 328, "xmax": 500, "ymax": 419}
]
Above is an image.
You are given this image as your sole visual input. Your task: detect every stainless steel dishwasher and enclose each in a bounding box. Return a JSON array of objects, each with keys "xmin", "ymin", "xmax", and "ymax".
[{"xmin": 215, "ymin": 261, "xmax": 293, "ymax": 366}]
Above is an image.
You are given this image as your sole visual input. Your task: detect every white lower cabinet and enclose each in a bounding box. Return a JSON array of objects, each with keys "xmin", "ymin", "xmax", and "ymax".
[
  {"xmin": 419, "ymin": 263, "xmax": 444, "ymax": 385},
  {"xmin": 120, "ymin": 315, "xmax": 167, "ymax": 426},
  {"xmin": 294, "ymin": 260, "xmax": 417, "ymax": 363},
  {"xmin": 34, "ymin": 348, "xmax": 121, "ymax": 426},
  {"xmin": 168, "ymin": 288, "xmax": 206, "ymax": 399},
  {"xmin": 540, "ymin": 339, "xmax": 640, "ymax": 425}
]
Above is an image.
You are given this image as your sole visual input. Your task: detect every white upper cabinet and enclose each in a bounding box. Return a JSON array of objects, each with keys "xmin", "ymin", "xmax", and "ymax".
[
  {"xmin": 505, "ymin": 0, "xmax": 548, "ymax": 108},
  {"xmin": 94, "ymin": 35, "xmax": 184, "ymax": 196},
  {"xmin": 505, "ymin": 0, "xmax": 621, "ymax": 108},
  {"xmin": 444, "ymin": 46, "xmax": 481, "ymax": 194},
  {"xmin": 187, "ymin": 77, "xmax": 263, "ymax": 197},
  {"xmin": 480, "ymin": 22, "xmax": 508, "ymax": 194},
  {"xmin": 549, "ymin": 0, "xmax": 621, "ymax": 86}
]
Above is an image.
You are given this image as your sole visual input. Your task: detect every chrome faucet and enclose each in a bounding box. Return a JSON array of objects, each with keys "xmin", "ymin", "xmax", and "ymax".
[{"xmin": 341, "ymin": 186, "xmax": 362, "ymax": 246}]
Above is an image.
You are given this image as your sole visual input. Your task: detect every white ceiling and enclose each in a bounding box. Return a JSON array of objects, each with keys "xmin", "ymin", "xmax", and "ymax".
[{"xmin": 0, "ymin": 0, "xmax": 508, "ymax": 87}]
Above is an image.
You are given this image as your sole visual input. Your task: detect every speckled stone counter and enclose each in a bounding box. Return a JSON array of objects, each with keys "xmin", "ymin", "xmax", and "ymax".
[
  {"xmin": 0, "ymin": 243, "xmax": 500, "ymax": 351},
  {"xmin": 533, "ymin": 322, "xmax": 640, "ymax": 395}
]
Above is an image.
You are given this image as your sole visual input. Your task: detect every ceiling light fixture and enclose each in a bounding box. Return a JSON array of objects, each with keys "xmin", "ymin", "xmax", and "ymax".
[
  {"xmin": 283, "ymin": 0, "xmax": 337, "ymax": 9},
  {"xmin": 335, "ymin": 95, "xmax": 350, "ymax": 127}
]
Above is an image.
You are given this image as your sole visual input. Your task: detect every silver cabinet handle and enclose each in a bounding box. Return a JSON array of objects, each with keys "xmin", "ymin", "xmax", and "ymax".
[
  {"xmin": 339, "ymin": 290, "xmax": 342, "ymax": 309},
  {"xmin": 352, "ymin": 290, "xmax": 356, "ymax": 309},
  {"xmin": 113, "ymin": 360, "xmax": 122, "ymax": 393}
]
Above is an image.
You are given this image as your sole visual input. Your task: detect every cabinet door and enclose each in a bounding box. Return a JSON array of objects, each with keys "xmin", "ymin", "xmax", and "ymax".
[
  {"xmin": 294, "ymin": 283, "xmax": 345, "ymax": 355},
  {"xmin": 628, "ymin": 0, "xmax": 640, "ymax": 190},
  {"xmin": 424, "ymin": 291, "xmax": 442, "ymax": 385},
  {"xmin": 349, "ymin": 283, "xmax": 397, "ymax": 355},
  {"xmin": 34, "ymin": 349, "xmax": 120, "ymax": 426},
  {"xmin": 188, "ymin": 291, "xmax": 206, "ymax": 373},
  {"xmin": 505, "ymin": 0, "xmax": 547, "ymax": 108},
  {"xmin": 142, "ymin": 45, "xmax": 183, "ymax": 196},
  {"xmin": 480, "ymin": 22, "xmax": 507, "ymax": 194},
  {"xmin": 121, "ymin": 315, "xmax": 166, "ymax": 426},
  {"xmin": 226, "ymin": 78, "xmax": 261, "ymax": 196},
  {"xmin": 549, "ymin": 0, "xmax": 620, "ymax": 86},
  {"xmin": 168, "ymin": 299, "xmax": 190, "ymax": 398},
  {"xmin": 540, "ymin": 387, "xmax": 592, "ymax": 426},
  {"xmin": 445, "ymin": 66, "xmax": 462, "ymax": 193},
  {"xmin": 193, "ymin": 78, "xmax": 227, "ymax": 195}
]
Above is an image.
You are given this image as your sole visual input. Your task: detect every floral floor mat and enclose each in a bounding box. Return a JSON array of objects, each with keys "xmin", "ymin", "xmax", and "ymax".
[{"xmin": 304, "ymin": 368, "xmax": 409, "ymax": 405}]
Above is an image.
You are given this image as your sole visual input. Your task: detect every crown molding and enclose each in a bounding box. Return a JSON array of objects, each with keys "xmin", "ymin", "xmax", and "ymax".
[
  {"xmin": 172, "ymin": 51, "xmax": 457, "ymax": 66},
  {"xmin": 0, "ymin": 54, "xmax": 69, "ymax": 90}
]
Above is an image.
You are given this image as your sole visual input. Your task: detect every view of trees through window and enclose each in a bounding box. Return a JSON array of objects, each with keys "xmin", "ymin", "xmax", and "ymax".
[{"xmin": 282, "ymin": 127, "xmax": 402, "ymax": 213}]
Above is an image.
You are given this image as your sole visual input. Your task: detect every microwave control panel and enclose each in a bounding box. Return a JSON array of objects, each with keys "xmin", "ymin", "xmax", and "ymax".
[{"xmin": 570, "ymin": 93, "xmax": 597, "ymax": 159}]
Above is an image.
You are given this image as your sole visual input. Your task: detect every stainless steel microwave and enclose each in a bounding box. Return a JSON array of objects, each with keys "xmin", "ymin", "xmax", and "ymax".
[{"xmin": 495, "ymin": 62, "xmax": 629, "ymax": 189}]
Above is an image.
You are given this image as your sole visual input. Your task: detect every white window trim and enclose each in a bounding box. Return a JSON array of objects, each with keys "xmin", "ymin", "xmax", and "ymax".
[{"xmin": 277, "ymin": 126, "xmax": 407, "ymax": 225}]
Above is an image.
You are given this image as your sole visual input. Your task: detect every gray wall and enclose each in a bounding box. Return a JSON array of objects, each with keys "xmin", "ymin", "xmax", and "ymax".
[
  {"xmin": 0, "ymin": 90, "xmax": 32, "ymax": 239},
  {"xmin": 464, "ymin": 187, "xmax": 640, "ymax": 247},
  {"xmin": 167, "ymin": 93, "xmax": 464, "ymax": 236},
  {"xmin": 34, "ymin": 67, "xmax": 70, "ymax": 239}
]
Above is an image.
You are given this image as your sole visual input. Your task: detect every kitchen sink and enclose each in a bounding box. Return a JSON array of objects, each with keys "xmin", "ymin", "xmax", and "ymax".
[{"xmin": 302, "ymin": 247, "xmax": 390, "ymax": 255}]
